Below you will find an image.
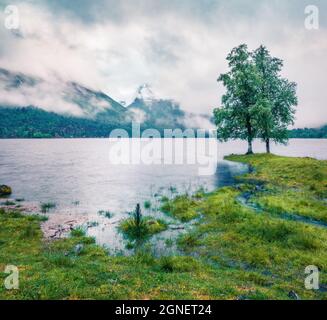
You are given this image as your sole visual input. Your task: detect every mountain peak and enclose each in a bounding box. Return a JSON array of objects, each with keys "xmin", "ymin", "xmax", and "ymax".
[{"xmin": 136, "ymin": 83, "xmax": 155, "ymax": 103}]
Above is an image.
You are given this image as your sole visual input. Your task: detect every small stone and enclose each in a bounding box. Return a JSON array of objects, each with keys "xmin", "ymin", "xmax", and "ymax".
[
  {"xmin": 288, "ymin": 290, "xmax": 301, "ymax": 300},
  {"xmin": 74, "ymin": 244, "xmax": 84, "ymax": 255},
  {"xmin": 170, "ymin": 226, "xmax": 185, "ymax": 230},
  {"xmin": 319, "ymin": 284, "xmax": 327, "ymax": 292},
  {"xmin": 108, "ymin": 279, "xmax": 118, "ymax": 284},
  {"xmin": 0, "ymin": 185, "xmax": 12, "ymax": 196}
]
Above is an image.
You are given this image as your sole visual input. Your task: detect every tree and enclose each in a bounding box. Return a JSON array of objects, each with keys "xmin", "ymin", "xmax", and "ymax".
[
  {"xmin": 214, "ymin": 44, "xmax": 259, "ymax": 154},
  {"xmin": 214, "ymin": 44, "xmax": 298, "ymax": 154},
  {"xmin": 252, "ymin": 46, "xmax": 297, "ymax": 153}
]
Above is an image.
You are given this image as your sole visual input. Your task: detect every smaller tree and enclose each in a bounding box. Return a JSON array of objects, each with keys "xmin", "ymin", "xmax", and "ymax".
[{"xmin": 252, "ymin": 46, "xmax": 297, "ymax": 153}]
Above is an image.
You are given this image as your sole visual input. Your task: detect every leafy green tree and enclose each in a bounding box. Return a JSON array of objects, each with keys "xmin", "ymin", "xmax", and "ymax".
[
  {"xmin": 215, "ymin": 44, "xmax": 297, "ymax": 154},
  {"xmin": 252, "ymin": 46, "xmax": 297, "ymax": 153},
  {"xmin": 214, "ymin": 44, "xmax": 259, "ymax": 154}
]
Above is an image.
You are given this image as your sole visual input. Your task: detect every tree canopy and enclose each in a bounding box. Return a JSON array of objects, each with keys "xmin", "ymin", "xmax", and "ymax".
[{"xmin": 214, "ymin": 44, "xmax": 298, "ymax": 153}]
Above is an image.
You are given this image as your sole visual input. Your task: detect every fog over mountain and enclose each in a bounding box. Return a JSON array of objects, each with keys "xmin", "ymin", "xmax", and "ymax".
[
  {"xmin": 0, "ymin": 67, "xmax": 212, "ymax": 134},
  {"xmin": 0, "ymin": 1, "xmax": 326, "ymax": 127},
  {"xmin": 0, "ymin": 68, "xmax": 125, "ymax": 118}
]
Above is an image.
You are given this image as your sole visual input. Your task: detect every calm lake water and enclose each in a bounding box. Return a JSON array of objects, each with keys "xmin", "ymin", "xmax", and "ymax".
[{"xmin": 0, "ymin": 138, "xmax": 326, "ymax": 252}]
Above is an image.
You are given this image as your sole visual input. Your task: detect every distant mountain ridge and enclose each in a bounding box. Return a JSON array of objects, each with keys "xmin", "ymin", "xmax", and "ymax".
[
  {"xmin": 0, "ymin": 67, "xmax": 126, "ymax": 121},
  {"xmin": 4, "ymin": 67, "xmax": 322, "ymax": 139},
  {"xmin": 0, "ymin": 68, "xmax": 213, "ymax": 138},
  {"xmin": 0, "ymin": 106, "xmax": 128, "ymax": 138},
  {"xmin": 127, "ymin": 84, "xmax": 187, "ymax": 130}
]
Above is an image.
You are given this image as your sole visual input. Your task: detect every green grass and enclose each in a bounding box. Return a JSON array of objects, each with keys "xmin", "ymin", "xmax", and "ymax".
[
  {"xmin": 144, "ymin": 201, "xmax": 151, "ymax": 209},
  {"xmin": 119, "ymin": 217, "xmax": 168, "ymax": 241},
  {"xmin": 1, "ymin": 208, "xmax": 275, "ymax": 300},
  {"xmin": 98, "ymin": 210, "xmax": 113, "ymax": 219},
  {"xmin": 40, "ymin": 202, "xmax": 56, "ymax": 213},
  {"xmin": 226, "ymin": 153, "xmax": 327, "ymax": 197},
  {"xmin": 163, "ymin": 154, "xmax": 327, "ymax": 299},
  {"xmin": 0, "ymin": 154, "xmax": 326, "ymax": 300},
  {"xmin": 254, "ymin": 190, "xmax": 327, "ymax": 223},
  {"xmin": 226, "ymin": 154, "xmax": 327, "ymax": 223},
  {"xmin": 70, "ymin": 228, "xmax": 86, "ymax": 238},
  {"xmin": 160, "ymin": 195, "xmax": 200, "ymax": 222},
  {"xmin": 2, "ymin": 200, "xmax": 16, "ymax": 206},
  {"xmin": 157, "ymin": 256, "xmax": 200, "ymax": 273}
]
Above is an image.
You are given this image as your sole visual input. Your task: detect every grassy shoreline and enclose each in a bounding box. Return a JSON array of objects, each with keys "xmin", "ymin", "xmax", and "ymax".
[{"xmin": 0, "ymin": 154, "xmax": 326, "ymax": 300}]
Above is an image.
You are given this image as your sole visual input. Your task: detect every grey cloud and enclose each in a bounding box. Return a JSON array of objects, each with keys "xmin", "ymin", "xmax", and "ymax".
[{"xmin": 0, "ymin": 0, "xmax": 326, "ymax": 127}]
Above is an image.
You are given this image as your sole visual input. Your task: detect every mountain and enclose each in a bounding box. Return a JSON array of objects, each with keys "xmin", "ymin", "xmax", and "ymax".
[
  {"xmin": 4, "ymin": 68, "xmax": 324, "ymax": 140},
  {"xmin": 126, "ymin": 84, "xmax": 187, "ymax": 130},
  {"xmin": 136, "ymin": 83, "xmax": 156, "ymax": 104},
  {"xmin": 68, "ymin": 82, "xmax": 126, "ymax": 120},
  {"xmin": 0, "ymin": 67, "xmax": 39, "ymax": 88},
  {"xmin": 0, "ymin": 67, "xmax": 126, "ymax": 122},
  {"xmin": 0, "ymin": 67, "xmax": 130, "ymax": 137},
  {"xmin": 0, "ymin": 106, "xmax": 129, "ymax": 138},
  {"xmin": 0, "ymin": 68, "xmax": 213, "ymax": 138}
]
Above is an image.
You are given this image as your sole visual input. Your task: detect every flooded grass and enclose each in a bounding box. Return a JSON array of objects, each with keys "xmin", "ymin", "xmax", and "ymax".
[
  {"xmin": 118, "ymin": 204, "xmax": 168, "ymax": 243},
  {"xmin": 160, "ymin": 195, "xmax": 200, "ymax": 222},
  {"xmin": 0, "ymin": 154, "xmax": 326, "ymax": 299},
  {"xmin": 98, "ymin": 210, "xmax": 114, "ymax": 219},
  {"xmin": 40, "ymin": 202, "xmax": 57, "ymax": 213}
]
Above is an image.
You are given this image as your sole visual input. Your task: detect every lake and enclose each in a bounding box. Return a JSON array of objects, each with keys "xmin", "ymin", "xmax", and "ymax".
[{"xmin": 0, "ymin": 138, "xmax": 326, "ymax": 253}]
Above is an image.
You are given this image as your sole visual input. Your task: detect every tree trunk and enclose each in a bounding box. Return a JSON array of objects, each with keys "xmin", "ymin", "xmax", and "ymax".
[
  {"xmin": 246, "ymin": 116, "xmax": 254, "ymax": 154},
  {"xmin": 265, "ymin": 138, "xmax": 270, "ymax": 154},
  {"xmin": 247, "ymin": 138, "xmax": 253, "ymax": 154}
]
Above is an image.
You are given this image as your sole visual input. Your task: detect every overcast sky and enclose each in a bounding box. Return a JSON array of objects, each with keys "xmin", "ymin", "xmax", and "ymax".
[{"xmin": 0, "ymin": 0, "xmax": 326, "ymax": 127}]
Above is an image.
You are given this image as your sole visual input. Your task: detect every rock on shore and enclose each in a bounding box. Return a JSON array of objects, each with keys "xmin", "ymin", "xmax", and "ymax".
[{"xmin": 0, "ymin": 185, "xmax": 12, "ymax": 196}]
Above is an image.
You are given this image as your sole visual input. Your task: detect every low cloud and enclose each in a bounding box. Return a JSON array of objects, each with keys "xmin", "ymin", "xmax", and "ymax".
[{"xmin": 0, "ymin": 0, "xmax": 326, "ymax": 127}]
